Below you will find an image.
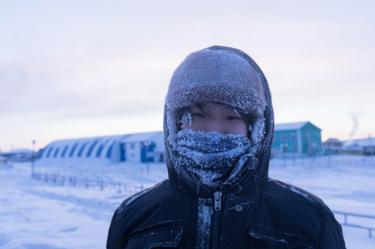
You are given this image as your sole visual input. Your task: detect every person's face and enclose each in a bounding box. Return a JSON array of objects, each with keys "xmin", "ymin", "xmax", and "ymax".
[{"xmin": 182, "ymin": 102, "xmax": 248, "ymax": 136}]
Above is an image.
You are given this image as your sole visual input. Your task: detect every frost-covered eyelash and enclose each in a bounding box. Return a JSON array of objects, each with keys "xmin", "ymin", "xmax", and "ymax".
[
  {"xmin": 193, "ymin": 112, "xmax": 242, "ymax": 120},
  {"xmin": 180, "ymin": 108, "xmax": 257, "ymax": 137},
  {"xmin": 191, "ymin": 112, "xmax": 207, "ymax": 117},
  {"xmin": 179, "ymin": 111, "xmax": 193, "ymax": 127},
  {"xmin": 233, "ymin": 108, "xmax": 241, "ymax": 117}
]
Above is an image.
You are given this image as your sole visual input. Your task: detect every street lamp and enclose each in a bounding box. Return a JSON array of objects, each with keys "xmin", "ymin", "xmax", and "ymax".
[{"xmin": 143, "ymin": 141, "xmax": 152, "ymax": 174}]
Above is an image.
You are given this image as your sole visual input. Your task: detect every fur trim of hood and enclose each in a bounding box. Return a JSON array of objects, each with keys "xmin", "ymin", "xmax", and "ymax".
[{"xmin": 166, "ymin": 47, "xmax": 267, "ymax": 113}]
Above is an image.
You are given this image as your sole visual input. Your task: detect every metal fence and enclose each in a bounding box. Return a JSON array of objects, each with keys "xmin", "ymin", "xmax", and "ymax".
[
  {"xmin": 31, "ymin": 171, "xmax": 375, "ymax": 239},
  {"xmin": 333, "ymin": 210, "xmax": 375, "ymax": 238},
  {"xmin": 31, "ymin": 171, "xmax": 144, "ymax": 194}
]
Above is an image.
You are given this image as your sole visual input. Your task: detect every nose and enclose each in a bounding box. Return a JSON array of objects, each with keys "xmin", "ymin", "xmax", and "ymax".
[
  {"xmin": 190, "ymin": 118, "xmax": 248, "ymax": 136},
  {"xmin": 204, "ymin": 120, "xmax": 230, "ymax": 134}
]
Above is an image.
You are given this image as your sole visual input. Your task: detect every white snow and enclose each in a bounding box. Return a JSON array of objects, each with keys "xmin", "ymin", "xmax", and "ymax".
[{"xmin": 0, "ymin": 155, "xmax": 374, "ymax": 248}]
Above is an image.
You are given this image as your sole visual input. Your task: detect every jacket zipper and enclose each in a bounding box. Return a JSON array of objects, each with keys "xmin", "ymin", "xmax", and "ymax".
[
  {"xmin": 214, "ymin": 191, "xmax": 222, "ymax": 211},
  {"xmin": 212, "ymin": 191, "xmax": 223, "ymax": 249}
]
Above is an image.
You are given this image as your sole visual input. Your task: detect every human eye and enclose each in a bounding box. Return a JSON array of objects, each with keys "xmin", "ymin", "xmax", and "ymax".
[
  {"xmin": 226, "ymin": 115, "xmax": 242, "ymax": 121},
  {"xmin": 192, "ymin": 112, "xmax": 207, "ymax": 118}
]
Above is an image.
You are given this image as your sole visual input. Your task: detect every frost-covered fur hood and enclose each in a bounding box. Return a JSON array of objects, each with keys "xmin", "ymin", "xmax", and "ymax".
[{"xmin": 163, "ymin": 45, "xmax": 274, "ymax": 194}]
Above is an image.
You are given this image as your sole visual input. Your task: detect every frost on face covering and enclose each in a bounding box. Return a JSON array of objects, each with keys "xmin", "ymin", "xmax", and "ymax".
[{"xmin": 174, "ymin": 129, "xmax": 252, "ymax": 187}]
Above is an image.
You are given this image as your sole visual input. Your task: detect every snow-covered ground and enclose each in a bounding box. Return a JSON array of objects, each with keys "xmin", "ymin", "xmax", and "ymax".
[
  {"xmin": 269, "ymin": 156, "xmax": 375, "ymax": 249},
  {"xmin": 0, "ymin": 155, "xmax": 374, "ymax": 248}
]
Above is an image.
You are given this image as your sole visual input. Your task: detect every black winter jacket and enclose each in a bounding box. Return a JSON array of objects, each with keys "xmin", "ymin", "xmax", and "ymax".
[
  {"xmin": 107, "ymin": 176, "xmax": 345, "ymax": 249},
  {"xmin": 106, "ymin": 46, "xmax": 346, "ymax": 249}
]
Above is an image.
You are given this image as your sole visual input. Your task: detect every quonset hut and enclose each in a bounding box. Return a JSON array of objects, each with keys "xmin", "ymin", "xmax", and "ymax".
[{"xmin": 40, "ymin": 131, "xmax": 165, "ymax": 164}]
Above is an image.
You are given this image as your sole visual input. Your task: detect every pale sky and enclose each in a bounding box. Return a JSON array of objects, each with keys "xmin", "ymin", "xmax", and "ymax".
[{"xmin": 1, "ymin": 0, "xmax": 374, "ymax": 151}]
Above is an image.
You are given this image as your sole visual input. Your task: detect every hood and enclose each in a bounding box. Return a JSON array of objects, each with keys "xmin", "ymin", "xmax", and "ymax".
[{"xmin": 163, "ymin": 45, "xmax": 274, "ymax": 196}]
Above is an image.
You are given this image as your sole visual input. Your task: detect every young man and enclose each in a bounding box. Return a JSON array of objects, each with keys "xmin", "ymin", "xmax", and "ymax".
[{"xmin": 107, "ymin": 46, "xmax": 346, "ymax": 249}]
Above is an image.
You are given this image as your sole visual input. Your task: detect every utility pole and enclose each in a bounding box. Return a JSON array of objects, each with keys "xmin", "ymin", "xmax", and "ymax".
[
  {"xmin": 348, "ymin": 113, "xmax": 361, "ymax": 141},
  {"xmin": 31, "ymin": 139, "xmax": 36, "ymax": 178},
  {"xmin": 369, "ymin": 134, "xmax": 374, "ymax": 155}
]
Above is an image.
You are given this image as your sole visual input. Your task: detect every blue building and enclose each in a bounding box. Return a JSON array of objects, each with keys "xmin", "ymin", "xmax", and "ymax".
[
  {"xmin": 39, "ymin": 131, "xmax": 165, "ymax": 164},
  {"xmin": 272, "ymin": 121, "xmax": 322, "ymax": 157},
  {"xmin": 123, "ymin": 132, "xmax": 164, "ymax": 163},
  {"xmin": 40, "ymin": 135, "xmax": 130, "ymax": 163}
]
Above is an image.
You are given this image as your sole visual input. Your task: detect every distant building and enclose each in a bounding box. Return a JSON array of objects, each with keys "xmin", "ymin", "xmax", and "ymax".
[
  {"xmin": 41, "ymin": 135, "xmax": 129, "ymax": 163},
  {"xmin": 123, "ymin": 132, "xmax": 164, "ymax": 163},
  {"xmin": 0, "ymin": 155, "xmax": 8, "ymax": 164},
  {"xmin": 39, "ymin": 131, "xmax": 165, "ymax": 164},
  {"xmin": 1, "ymin": 148, "xmax": 35, "ymax": 162},
  {"xmin": 343, "ymin": 137, "xmax": 375, "ymax": 156},
  {"xmin": 272, "ymin": 121, "xmax": 322, "ymax": 157},
  {"xmin": 0, "ymin": 155, "xmax": 12, "ymax": 168},
  {"xmin": 323, "ymin": 138, "xmax": 344, "ymax": 155}
]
